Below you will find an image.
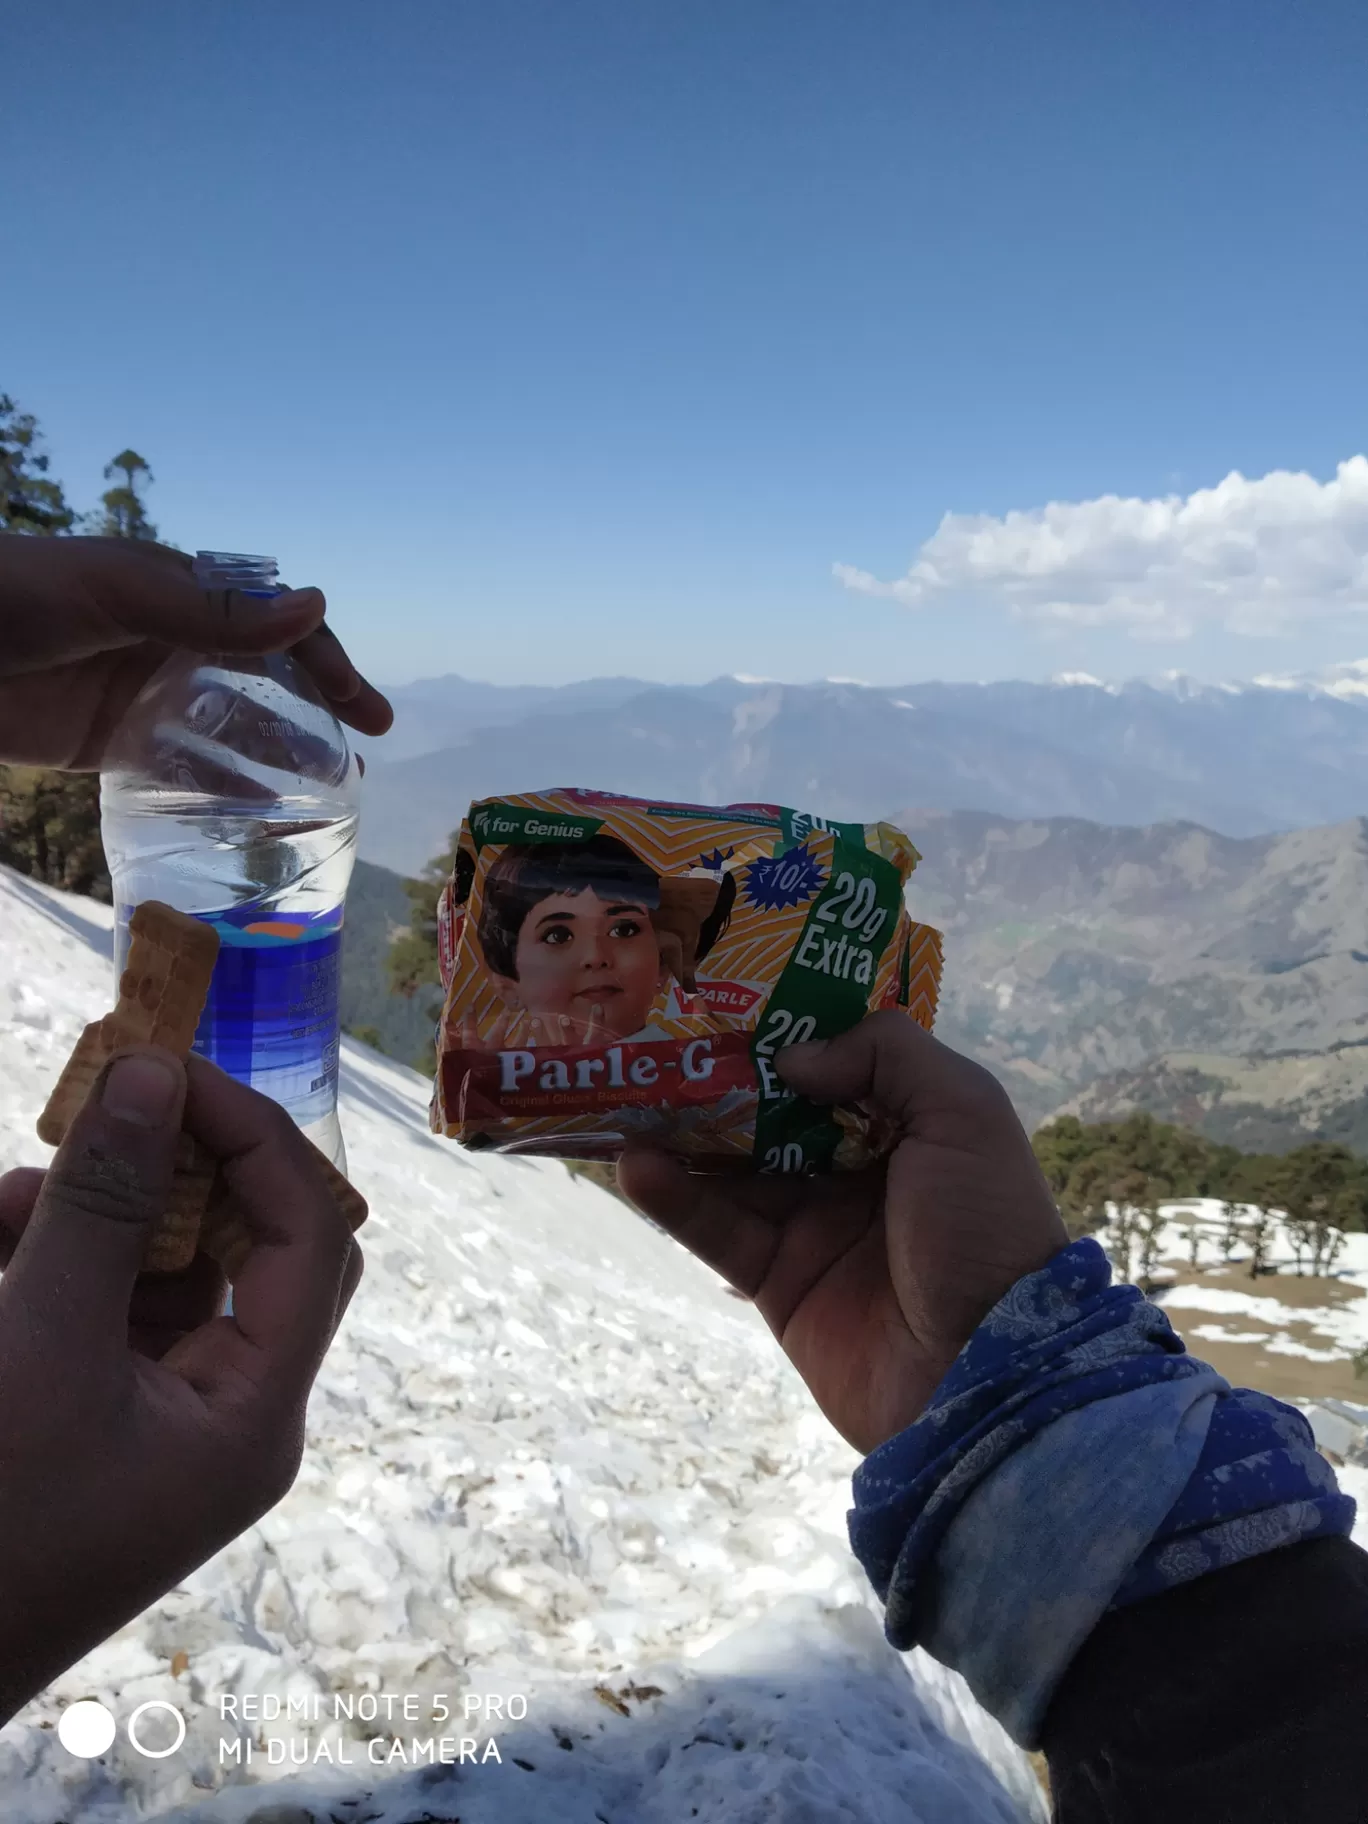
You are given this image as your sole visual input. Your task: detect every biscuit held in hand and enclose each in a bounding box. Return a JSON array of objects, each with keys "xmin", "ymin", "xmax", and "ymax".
[
  {"xmin": 0, "ymin": 1048, "xmax": 364, "ymax": 1724},
  {"xmin": 35, "ymin": 1022, "xmax": 109, "ymax": 1148},
  {"xmin": 37, "ymin": 901, "xmax": 219, "ymax": 1147},
  {"xmin": 35, "ymin": 900, "xmax": 366, "ymax": 1272},
  {"xmin": 200, "ymin": 1138, "xmax": 368, "ymax": 1278},
  {"xmin": 37, "ymin": 903, "xmax": 221, "ymax": 1270},
  {"xmin": 103, "ymin": 899, "xmax": 220, "ymax": 1052}
]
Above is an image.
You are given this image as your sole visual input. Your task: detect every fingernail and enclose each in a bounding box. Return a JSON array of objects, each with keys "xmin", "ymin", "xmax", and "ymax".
[
  {"xmin": 275, "ymin": 587, "xmax": 324, "ymax": 612},
  {"xmin": 101, "ymin": 1055, "xmax": 181, "ymax": 1128}
]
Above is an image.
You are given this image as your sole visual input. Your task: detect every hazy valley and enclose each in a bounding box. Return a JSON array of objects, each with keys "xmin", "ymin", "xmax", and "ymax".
[{"xmin": 352, "ymin": 671, "xmax": 1368, "ymax": 876}]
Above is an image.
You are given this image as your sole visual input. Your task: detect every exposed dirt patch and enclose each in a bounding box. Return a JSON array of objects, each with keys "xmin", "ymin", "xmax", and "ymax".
[{"xmin": 1147, "ymin": 1266, "xmax": 1368, "ymax": 1404}]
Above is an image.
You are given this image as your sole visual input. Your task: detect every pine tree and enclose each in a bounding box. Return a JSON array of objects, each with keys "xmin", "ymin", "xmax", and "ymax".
[
  {"xmin": 1135, "ymin": 1200, "xmax": 1164, "ymax": 1287},
  {"xmin": 1220, "ymin": 1199, "xmax": 1242, "ymax": 1264},
  {"xmin": 385, "ymin": 831, "xmax": 464, "ymax": 1072},
  {"xmin": 388, "ymin": 831, "xmax": 462, "ymax": 1010},
  {"xmin": 1245, "ymin": 1206, "xmax": 1271, "ymax": 1280},
  {"xmin": 0, "ymin": 394, "xmax": 74, "ymax": 534},
  {"xmin": 89, "ymin": 448, "xmax": 158, "ymax": 541},
  {"xmin": 1031, "ymin": 1115, "xmax": 1368, "ymax": 1257},
  {"xmin": 0, "ymin": 401, "xmax": 161, "ymax": 903},
  {"xmin": 0, "ymin": 767, "xmax": 110, "ymax": 899}
]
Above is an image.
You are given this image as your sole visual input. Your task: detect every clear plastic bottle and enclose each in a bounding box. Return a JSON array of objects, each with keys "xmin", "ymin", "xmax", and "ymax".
[{"xmin": 100, "ymin": 552, "xmax": 360, "ymax": 1167}]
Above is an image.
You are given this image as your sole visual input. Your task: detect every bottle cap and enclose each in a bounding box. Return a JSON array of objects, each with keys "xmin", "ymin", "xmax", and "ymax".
[{"xmin": 192, "ymin": 552, "xmax": 280, "ymax": 597}]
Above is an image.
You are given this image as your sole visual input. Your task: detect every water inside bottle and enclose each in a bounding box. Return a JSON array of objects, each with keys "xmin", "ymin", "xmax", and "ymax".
[{"xmin": 101, "ymin": 645, "xmax": 360, "ymax": 1167}]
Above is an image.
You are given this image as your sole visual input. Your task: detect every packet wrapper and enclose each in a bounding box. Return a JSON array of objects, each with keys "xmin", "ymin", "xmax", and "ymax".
[{"xmin": 430, "ymin": 789, "xmax": 942, "ymax": 1172}]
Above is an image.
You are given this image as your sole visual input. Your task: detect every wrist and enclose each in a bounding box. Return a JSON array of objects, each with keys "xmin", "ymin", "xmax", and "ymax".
[{"xmin": 848, "ymin": 1239, "xmax": 1356, "ymax": 1746}]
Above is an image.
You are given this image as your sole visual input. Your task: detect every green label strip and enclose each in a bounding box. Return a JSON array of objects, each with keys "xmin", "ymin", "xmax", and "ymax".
[
  {"xmin": 469, "ymin": 802, "xmax": 603, "ymax": 851},
  {"xmin": 779, "ymin": 808, "xmax": 867, "ymax": 849},
  {"xmin": 751, "ymin": 831, "xmax": 903, "ymax": 1172}
]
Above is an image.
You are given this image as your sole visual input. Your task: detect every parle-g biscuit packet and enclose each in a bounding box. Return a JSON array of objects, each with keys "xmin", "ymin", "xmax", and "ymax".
[{"xmin": 430, "ymin": 789, "xmax": 943, "ymax": 1172}]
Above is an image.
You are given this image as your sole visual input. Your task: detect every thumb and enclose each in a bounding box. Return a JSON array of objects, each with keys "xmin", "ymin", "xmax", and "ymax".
[
  {"xmin": 776, "ymin": 1009, "xmax": 1008, "ymax": 1133},
  {"xmin": 93, "ymin": 543, "xmax": 327, "ymax": 656},
  {"xmin": 11, "ymin": 1047, "xmax": 187, "ymax": 1345}
]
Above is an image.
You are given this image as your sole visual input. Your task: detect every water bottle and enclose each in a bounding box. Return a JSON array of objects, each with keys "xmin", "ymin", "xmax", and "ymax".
[{"xmin": 100, "ymin": 552, "xmax": 360, "ymax": 1168}]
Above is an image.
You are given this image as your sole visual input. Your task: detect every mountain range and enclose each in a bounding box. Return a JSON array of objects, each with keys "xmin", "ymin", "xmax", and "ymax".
[
  {"xmin": 352, "ymin": 671, "xmax": 1368, "ymax": 876},
  {"xmin": 895, "ymin": 810, "xmax": 1368, "ymax": 1142}
]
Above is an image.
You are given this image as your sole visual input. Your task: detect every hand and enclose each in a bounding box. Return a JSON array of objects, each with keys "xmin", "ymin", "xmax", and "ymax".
[
  {"xmin": 0, "ymin": 535, "xmax": 393, "ymax": 767},
  {"xmin": 617, "ymin": 1012, "xmax": 1068, "ymax": 1455},
  {"xmin": 0, "ymin": 1047, "xmax": 363, "ymax": 1720}
]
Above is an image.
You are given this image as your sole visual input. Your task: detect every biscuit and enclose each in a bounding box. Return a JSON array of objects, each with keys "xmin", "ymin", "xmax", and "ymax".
[
  {"xmin": 198, "ymin": 1139, "xmax": 368, "ymax": 1278},
  {"xmin": 37, "ymin": 900, "xmax": 366, "ymax": 1272},
  {"xmin": 37, "ymin": 904, "xmax": 222, "ymax": 1271},
  {"xmin": 36, "ymin": 1022, "xmax": 110, "ymax": 1147},
  {"xmin": 655, "ymin": 876, "xmax": 730, "ymax": 991}
]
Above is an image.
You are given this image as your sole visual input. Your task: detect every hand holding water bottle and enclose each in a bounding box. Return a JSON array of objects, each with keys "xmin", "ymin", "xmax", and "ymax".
[
  {"xmin": 0, "ymin": 534, "xmax": 392, "ymax": 767},
  {"xmin": 1, "ymin": 533, "xmax": 391, "ymax": 1165}
]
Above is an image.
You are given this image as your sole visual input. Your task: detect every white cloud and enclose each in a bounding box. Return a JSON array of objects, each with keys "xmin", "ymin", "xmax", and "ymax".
[
  {"xmin": 835, "ymin": 457, "xmax": 1368, "ymax": 639},
  {"xmin": 1253, "ymin": 656, "xmax": 1368, "ymax": 699}
]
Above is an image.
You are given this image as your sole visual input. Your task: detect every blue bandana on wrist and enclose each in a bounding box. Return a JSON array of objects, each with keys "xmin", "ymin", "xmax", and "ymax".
[{"xmin": 848, "ymin": 1238, "xmax": 1356, "ymax": 1745}]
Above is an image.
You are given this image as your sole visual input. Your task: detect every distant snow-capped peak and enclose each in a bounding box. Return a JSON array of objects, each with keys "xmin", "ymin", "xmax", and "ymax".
[
  {"xmin": 1048, "ymin": 663, "xmax": 1368, "ymax": 705},
  {"xmin": 1252, "ymin": 658, "xmax": 1368, "ymax": 701}
]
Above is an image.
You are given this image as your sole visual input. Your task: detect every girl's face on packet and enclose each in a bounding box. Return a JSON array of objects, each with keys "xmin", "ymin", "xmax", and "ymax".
[{"xmin": 504, "ymin": 888, "xmax": 664, "ymax": 1038}]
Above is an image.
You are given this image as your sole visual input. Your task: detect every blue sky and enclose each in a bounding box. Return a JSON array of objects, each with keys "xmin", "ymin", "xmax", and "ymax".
[{"xmin": 9, "ymin": 1, "xmax": 1368, "ymax": 686}]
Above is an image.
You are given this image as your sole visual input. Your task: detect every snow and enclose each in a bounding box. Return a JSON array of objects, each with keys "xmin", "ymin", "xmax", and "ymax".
[
  {"xmin": 1339, "ymin": 1466, "xmax": 1368, "ymax": 1518},
  {"xmin": 1159, "ymin": 1284, "xmax": 1368, "ymax": 1358},
  {"xmin": 1190, "ymin": 1325, "xmax": 1280, "ymax": 1346},
  {"xmin": 1163, "ymin": 1287, "xmax": 1344, "ymax": 1322},
  {"xmin": 0, "ymin": 866, "xmax": 1043, "ymax": 1823}
]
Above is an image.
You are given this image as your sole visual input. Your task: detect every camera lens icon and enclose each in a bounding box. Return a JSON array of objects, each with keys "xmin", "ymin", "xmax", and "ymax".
[
  {"xmin": 127, "ymin": 1701, "xmax": 187, "ymax": 1758},
  {"xmin": 57, "ymin": 1698, "xmax": 186, "ymax": 1760},
  {"xmin": 56, "ymin": 1701, "xmax": 116, "ymax": 1759}
]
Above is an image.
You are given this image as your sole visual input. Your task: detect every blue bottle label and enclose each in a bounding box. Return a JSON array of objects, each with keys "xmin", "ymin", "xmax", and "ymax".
[{"xmin": 188, "ymin": 904, "xmax": 345, "ymax": 1125}]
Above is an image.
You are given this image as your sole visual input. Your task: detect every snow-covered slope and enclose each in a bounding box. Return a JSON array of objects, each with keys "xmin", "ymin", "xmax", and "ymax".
[{"xmin": 0, "ymin": 867, "xmax": 1042, "ymax": 1823}]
